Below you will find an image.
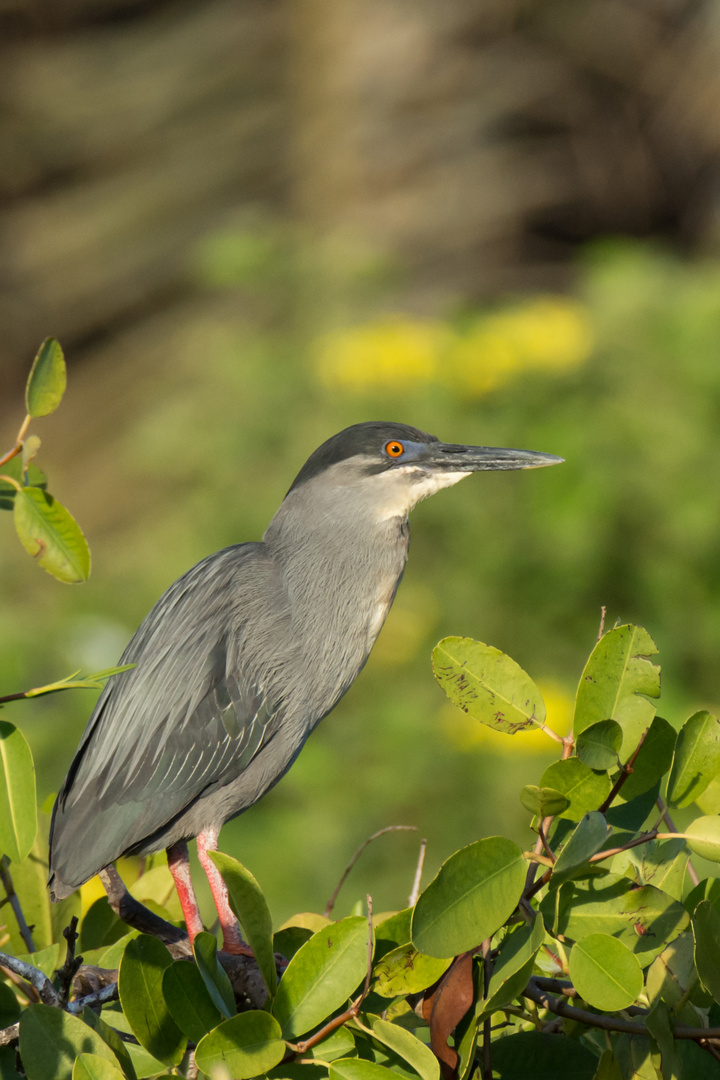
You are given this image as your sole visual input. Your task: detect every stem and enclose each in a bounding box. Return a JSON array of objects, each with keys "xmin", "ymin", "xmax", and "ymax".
[
  {"xmin": 481, "ymin": 938, "xmax": 492, "ymax": 1080},
  {"xmin": 408, "ymin": 838, "xmax": 427, "ymax": 907},
  {"xmin": 0, "ymin": 858, "xmax": 35, "ymax": 953},
  {"xmin": 598, "ymin": 727, "xmax": 650, "ymax": 815}
]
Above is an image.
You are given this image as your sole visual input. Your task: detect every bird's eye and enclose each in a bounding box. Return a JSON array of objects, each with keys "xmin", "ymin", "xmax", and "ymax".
[{"xmin": 385, "ymin": 440, "xmax": 405, "ymax": 458}]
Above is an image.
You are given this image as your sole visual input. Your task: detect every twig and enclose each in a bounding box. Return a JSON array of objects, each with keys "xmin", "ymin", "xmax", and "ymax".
[
  {"xmin": 99, "ymin": 866, "xmax": 188, "ymax": 946},
  {"xmin": 56, "ymin": 917, "xmax": 84, "ymax": 1008},
  {"xmin": 0, "ymin": 1023, "xmax": 19, "ymax": 1047},
  {"xmin": 0, "ymin": 414, "xmax": 31, "ymax": 471},
  {"xmin": 408, "ymin": 839, "xmax": 427, "ymax": 907},
  {"xmin": 0, "ymin": 857, "xmax": 35, "ymax": 953},
  {"xmin": 288, "ymin": 895, "xmax": 375, "ymax": 1055},
  {"xmin": 537, "ymin": 822, "xmax": 556, "ymax": 864},
  {"xmin": 0, "ymin": 951, "xmax": 58, "ymax": 1006},
  {"xmin": 656, "ymin": 797, "xmax": 700, "ymax": 886},
  {"xmin": 588, "ymin": 828, "xmax": 658, "ymax": 864},
  {"xmin": 481, "ymin": 938, "xmax": 492, "ymax": 1080},
  {"xmin": 597, "ymin": 606, "xmax": 607, "ymax": 642},
  {"xmin": 67, "ymin": 981, "xmax": 120, "ymax": 1014},
  {"xmin": 0, "ymin": 692, "xmax": 30, "ymax": 705},
  {"xmin": 324, "ymin": 827, "xmax": 416, "ymax": 918},
  {"xmin": 598, "ymin": 727, "xmax": 650, "ymax": 815}
]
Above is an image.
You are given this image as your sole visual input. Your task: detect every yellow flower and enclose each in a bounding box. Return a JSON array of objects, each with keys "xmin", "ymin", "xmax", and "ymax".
[{"xmin": 315, "ymin": 317, "xmax": 451, "ymax": 392}]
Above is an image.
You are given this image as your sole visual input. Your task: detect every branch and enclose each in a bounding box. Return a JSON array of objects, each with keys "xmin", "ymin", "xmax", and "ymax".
[
  {"xmin": 99, "ymin": 866, "xmax": 189, "ymax": 947},
  {"xmin": 0, "ymin": 951, "xmax": 58, "ymax": 1006},
  {"xmin": 67, "ymin": 982, "xmax": 119, "ymax": 1014},
  {"xmin": 598, "ymin": 727, "xmax": 650, "ymax": 815},
  {"xmin": 0, "ymin": 1023, "xmax": 18, "ymax": 1047},
  {"xmin": 324, "ymin": 827, "xmax": 416, "ymax": 918},
  {"xmin": 0, "ymin": 857, "xmax": 35, "ymax": 953},
  {"xmin": 56, "ymin": 917, "xmax": 82, "ymax": 1008},
  {"xmin": 408, "ymin": 838, "xmax": 427, "ymax": 907}
]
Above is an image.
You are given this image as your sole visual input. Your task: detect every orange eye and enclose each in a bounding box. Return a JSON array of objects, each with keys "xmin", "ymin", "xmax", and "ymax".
[{"xmin": 385, "ymin": 440, "xmax": 405, "ymax": 458}]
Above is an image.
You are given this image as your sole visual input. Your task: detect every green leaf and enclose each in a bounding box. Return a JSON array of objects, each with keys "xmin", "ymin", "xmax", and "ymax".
[
  {"xmin": 613, "ymin": 716, "xmax": 676, "ymax": 802},
  {"xmin": 3, "ymin": 829, "xmax": 53, "ymax": 952},
  {"xmin": 209, "ymin": 849, "xmax": 277, "ymax": 996},
  {"xmin": 519, "ymin": 785, "xmax": 569, "ymax": 818},
  {"xmin": 330, "ymin": 1061, "xmax": 399, "ymax": 1080},
  {"xmin": 620, "ymin": 839, "xmax": 688, "ymax": 901},
  {"xmin": 685, "ymin": 815, "xmax": 720, "ymax": 861},
  {"xmin": 646, "ymin": 932, "xmax": 696, "ymax": 1008},
  {"xmin": 412, "ymin": 837, "xmax": 526, "ymax": 958},
  {"xmin": 129, "ymin": 864, "xmax": 182, "ymax": 922},
  {"xmin": 195, "ymin": 1011, "xmax": 285, "ymax": 1079},
  {"xmin": 374, "ymin": 908, "xmax": 412, "ymax": 961},
  {"xmin": 692, "ymin": 900, "xmax": 720, "ymax": 1004},
  {"xmin": 0, "ymin": 721, "xmax": 36, "ymax": 862},
  {"xmin": 646, "ymin": 998, "xmax": 678, "ymax": 1080},
  {"xmin": 542, "ymin": 875, "xmax": 689, "ymax": 964},
  {"xmin": 162, "ymin": 958, "xmax": 222, "ymax": 1043},
  {"xmin": 539, "ymin": 759, "xmax": 611, "ymax": 822},
  {"xmin": 272, "ymin": 915, "xmax": 370, "ymax": 1038},
  {"xmin": 72, "ymin": 1055, "xmax": 125, "ymax": 1080},
  {"xmin": 96, "ymin": 930, "xmax": 140, "ymax": 970},
  {"xmin": 490, "ymin": 1031, "xmax": 598, "ymax": 1079},
  {"xmin": 301, "ymin": 1026, "xmax": 356, "ymax": 1063},
  {"xmin": 15, "ymin": 943, "xmax": 60, "ymax": 979},
  {"xmin": 576, "ymin": 720, "xmax": 623, "ymax": 770},
  {"xmin": 569, "ymin": 933, "xmax": 643, "ymax": 1010},
  {"xmin": 13, "ymin": 486, "xmax": 90, "ymax": 583},
  {"xmin": 81, "ymin": 1007, "xmax": 137, "ymax": 1080},
  {"xmin": 685, "ymin": 877, "xmax": 720, "ymax": 915},
  {"xmin": 372, "ymin": 942, "xmax": 451, "ymax": 997},
  {"xmin": 432, "ymin": 637, "xmax": 547, "ymax": 735},
  {"xmin": 193, "ymin": 930, "xmax": 236, "ymax": 1019},
  {"xmin": 668, "ymin": 710, "xmax": 720, "ymax": 809},
  {"xmin": 0, "ymin": 983, "xmax": 20, "ymax": 1029},
  {"xmin": 551, "ymin": 812, "xmax": 611, "ymax": 886},
  {"xmin": 365, "ymin": 1017, "xmax": 440, "ymax": 1080},
  {"xmin": 573, "ymin": 624, "xmax": 660, "ymax": 758},
  {"xmin": 481, "ymin": 914, "xmax": 545, "ymax": 1014},
  {"xmin": 696, "ymin": 774, "xmax": 720, "ymax": 815},
  {"xmin": 25, "ymin": 338, "xmax": 66, "ymax": 417},
  {"xmin": 118, "ymin": 934, "xmax": 186, "ymax": 1066},
  {"xmin": 24, "ymin": 665, "xmax": 135, "ymax": 699},
  {"xmin": 18, "ymin": 1005, "xmax": 124, "ymax": 1080}
]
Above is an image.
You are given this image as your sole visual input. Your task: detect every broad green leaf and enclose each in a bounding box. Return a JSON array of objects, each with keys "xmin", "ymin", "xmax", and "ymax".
[
  {"xmin": 195, "ymin": 1011, "xmax": 285, "ymax": 1079},
  {"xmin": 73, "ymin": 1055, "xmax": 125, "ymax": 1080},
  {"xmin": 274, "ymin": 925, "xmax": 314, "ymax": 962},
  {"xmin": 612, "ymin": 716, "xmax": 676, "ymax": 802},
  {"xmin": 0, "ymin": 721, "xmax": 36, "ymax": 862},
  {"xmin": 613, "ymin": 1034, "xmax": 661, "ymax": 1080},
  {"xmin": 130, "ymin": 865, "xmax": 182, "ymax": 922},
  {"xmin": 432, "ymin": 637, "xmax": 546, "ymax": 735},
  {"xmin": 539, "ymin": 759, "xmax": 611, "ymax": 822},
  {"xmin": 162, "ymin": 959, "xmax": 222, "ymax": 1043},
  {"xmin": 330, "ymin": 1061, "xmax": 398, "ymax": 1080},
  {"xmin": 692, "ymin": 900, "xmax": 720, "ymax": 1004},
  {"xmin": 569, "ymin": 933, "xmax": 643, "ymax": 1010},
  {"xmin": 366, "ymin": 1017, "xmax": 440, "ymax": 1080},
  {"xmin": 0, "ymin": 983, "xmax": 20, "ymax": 1028},
  {"xmin": 542, "ymin": 875, "xmax": 689, "ymax": 964},
  {"xmin": 81, "ymin": 1007, "xmax": 137, "ymax": 1080},
  {"xmin": 622, "ymin": 839, "xmax": 688, "ymax": 901},
  {"xmin": 646, "ymin": 933, "xmax": 696, "ymax": 1007},
  {"xmin": 412, "ymin": 837, "xmax": 526, "ymax": 958},
  {"xmin": 576, "ymin": 720, "xmax": 623, "ymax": 770},
  {"xmin": 593, "ymin": 1049, "xmax": 623, "ymax": 1080},
  {"xmin": 15, "ymin": 943, "xmax": 60, "ymax": 979},
  {"xmin": 646, "ymin": 998, "xmax": 678, "ymax": 1080},
  {"xmin": 25, "ymin": 337, "xmax": 66, "ymax": 417},
  {"xmin": 80, "ymin": 897, "xmax": 125, "ymax": 951},
  {"xmin": 374, "ymin": 908, "xmax": 412, "ymax": 961},
  {"xmin": 668, "ymin": 710, "xmax": 720, "ymax": 808},
  {"xmin": 193, "ymin": 930, "xmax": 236, "ymax": 1019},
  {"xmin": 372, "ymin": 942, "xmax": 451, "ymax": 997},
  {"xmin": 685, "ymin": 815, "xmax": 720, "ymax": 861},
  {"xmin": 481, "ymin": 914, "xmax": 544, "ymax": 1014},
  {"xmin": 302, "ymin": 1026, "xmax": 356, "ymax": 1062},
  {"xmin": 685, "ymin": 877, "xmax": 720, "ymax": 914},
  {"xmin": 19, "ymin": 1006, "xmax": 123, "ymax": 1080},
  {"xmin": 551, "ymin": 812, "xmax": 610, "ymax": 886},
  {"xmin": 490, "ymin": 1031, "xmax": 598, "ymax": 1079},
  {"xmin": 697, "ymin": 774, "xmax": 720, "ymax": 815},
  {"xmin": 210, "ymin": 849, "xmax": 277, "ymax": 996},
  {"xmin": 272, "ymin": 915, "xmax": 370, "ymax": 1038},
  {"xmin": 118, "ymin": 934, "xmax": 186, "ymax": 1066},
  {"xmin": 519, "ymin": 785, "xmax": 569, "ymax": 818},
  {"xmin": 605, "ymin": 783, "xmax": 660, "ymax": 833},
  {"xmin": 277, "ymin": 911, "xmax": 331, "ymax": 932},
  {"xmin": 0, "ymin": 457, "xmax": 47, "ymax": 510},
  {"xmin": 3, "ymin": 829, "xmax": 53, "ymax": 952},
  {"xmin": 573, "ymin": 624, "xmax": 660, "ymax": 757},
  {"xmin": 97, "ymin": 930, "xmax": 140, "ymax": 969},
  {"xmin": 13, "ymin": 487, "xmax": 90, "ymax": 583}
]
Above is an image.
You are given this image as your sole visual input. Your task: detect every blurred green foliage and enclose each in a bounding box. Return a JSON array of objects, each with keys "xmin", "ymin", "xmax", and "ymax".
[{"xmin": 2, "ymin": 235, "xmax": 720, "ymax": 925}]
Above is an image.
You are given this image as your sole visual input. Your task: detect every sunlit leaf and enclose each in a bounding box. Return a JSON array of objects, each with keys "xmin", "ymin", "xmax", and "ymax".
[
  {"xmin": 372, "ymin": 942, "xmax": 451, "ymax": 997},
  {"xmin": 118, "ymin": 934, "xmax": 186, "ymax": 1066},
  {"xmin": 519, "ymin": 785, "xmax": 569, "ymax": 818},
  {"xmin": 412, "ymin": 837, "xmax": 526, "ymax": 958},
  {"xmin": 685, "ymin": 816, "xmax": 720, "ymax": 862},
  {"xmin": 574, "ymin": 624, "xmax": 660, "ymax": 758},
  {"xmin": 0, "ymin": 721, "xmax": 37, "ymax": 862},
  {"xmin": 551, "ymin": 812, "xmax": 610, "ymax": 886},
  {"xmin": 13, "ymin": 486, "xmax": 90, "ymax": 583},
  {"xmin": 667, "ymin": 710, "xmax": 720, "ymax": 809},
  {"xmin": 576, "ymin": 720, "xmax": 623, "ymax": 771},
  {"xmin": 19, "ymin": 1006, "xmax": 123, "ymax": 1080},
  {"xmin": 432, "ymin": 637, "xmax": 547, "ymax": 735},
  {"xmin": 162, "ymin": 959, "xmax": 222, "ymax": 1043},
  {"xmin": 193, "ymin": 930, "xmax": 236, "ymax": 1019},
  {"xmin": 195, "ymin": 1011, "xmax": 285, "ymax": 1079},
  {"xmin": 569, "ymin": 933, "xmax": 643, "ymax": 1011},
  {"xmin": 480, "ymin": 915, "xmax": 544, "ymax": 1015},
  {"xmin": 72, "ymin": 1054, "xmax": 125, "ymax": 1080},
  {"xmin": 25, "ymin": 338, "xmax": 66, "ymax": 417},
  {"xmin": 692, "ymin": 901, "xmax": 720, "ymax": 1005},
  {"xmin": 210, "ymin": 849, "xmax": 277, "ymax": 996},
  {"xmin": 539, "ymin": 759, "xmax": 611, "ymax": 822},
  {"xmin": 366, "ymin": 1017, "xmax": 440, "ymax": 1080}
]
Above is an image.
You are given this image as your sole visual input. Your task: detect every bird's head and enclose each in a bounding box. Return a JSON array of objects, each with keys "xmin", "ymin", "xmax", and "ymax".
[{"xmin": 283, "ymin": 421, "xmax": 563, "ymax": 522}]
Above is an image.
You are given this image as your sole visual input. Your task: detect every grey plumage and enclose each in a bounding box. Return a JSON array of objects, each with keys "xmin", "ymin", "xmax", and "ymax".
[{"xmin": 48, "ymin": 421, "xmax": 561, "ymax": 901}]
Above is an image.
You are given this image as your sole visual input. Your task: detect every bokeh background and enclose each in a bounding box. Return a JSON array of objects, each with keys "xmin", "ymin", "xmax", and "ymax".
[{"xmin": 3, "ymin": 0, "xmax": 720, "ymax": 926}]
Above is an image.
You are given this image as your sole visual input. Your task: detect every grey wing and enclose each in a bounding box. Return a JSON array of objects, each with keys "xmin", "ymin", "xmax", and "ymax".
[{"xmin": 49, "ymin": 543, "xmax": 292, "ymax": 890}]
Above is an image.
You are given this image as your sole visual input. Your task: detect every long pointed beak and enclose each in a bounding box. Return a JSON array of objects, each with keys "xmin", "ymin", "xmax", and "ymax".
[{"xmin": 429, "ymin": 443, "xmax": 564, "ymax": 472}]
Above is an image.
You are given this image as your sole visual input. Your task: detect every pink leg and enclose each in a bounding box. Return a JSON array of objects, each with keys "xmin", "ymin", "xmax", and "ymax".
[
  {"xmin": 167, "ymin": 841, "xmax": 205, "ymax": 944},
  {"xmin": 197, "ymin": 826, "xmax": 253, "ymax": 956}
]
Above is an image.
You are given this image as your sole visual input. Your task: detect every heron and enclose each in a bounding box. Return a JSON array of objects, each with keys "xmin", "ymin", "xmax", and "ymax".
[{"xmin": 48, "ymin": 421, "xmax": 562, "ymax": 951}]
